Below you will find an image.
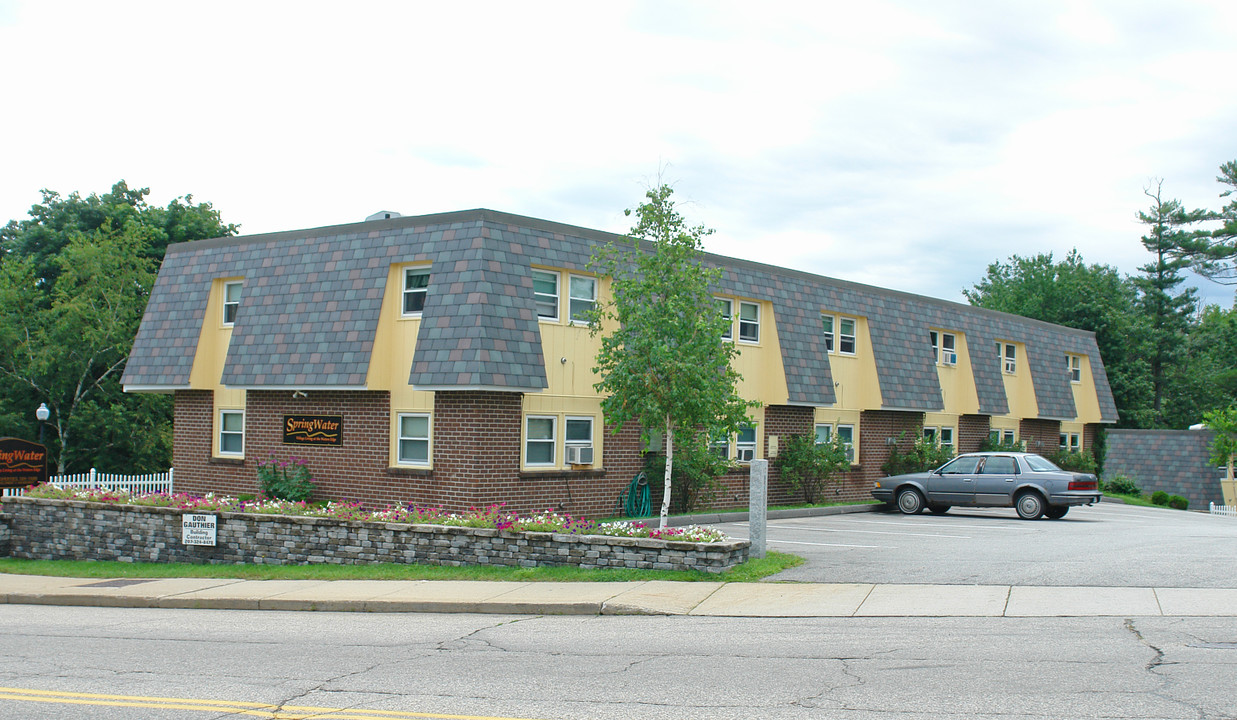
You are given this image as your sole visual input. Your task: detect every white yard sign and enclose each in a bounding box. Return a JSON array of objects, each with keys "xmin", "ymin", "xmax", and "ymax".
[{"xmin": 182, "ymin": 514, "xmax": 217, "ymax": 546}]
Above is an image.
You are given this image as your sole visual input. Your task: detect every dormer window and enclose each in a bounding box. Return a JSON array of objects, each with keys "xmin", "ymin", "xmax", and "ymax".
[
  {"xmin": 403, "ymin": 267, "xmax": 430, "ymax": 316},
  {"xmin": 222, "ymin": 281, "xmax": 242, "ymax": 326}
]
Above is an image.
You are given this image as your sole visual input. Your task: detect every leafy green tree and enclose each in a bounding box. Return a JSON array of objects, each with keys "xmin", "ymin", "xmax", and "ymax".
[
  {"xmin": 588, "ymin": 184, "xmax": 755, "ymax": 528},
  {"xmin": 0, "ymin": 181, "xmax": 236, "ymax": 472},
  {"xmin": 1163, "ymin": 304, "xmax": 1237, "ymax": 427},
  {"xmin": 1134, "ymin": 182, "xmax": 1209, "ymax": 426},
  {"xmin": 641, "ymin": 430, "xmax": 731, "ymax": 514},
  {"xmin": 1202, "ymin": 406, "xmax": 1237, "ymax": 497},
  {"xmin": 965, "ymin": 250, "xmax": 1154, "ymax": 428},
  {"xmin": 880, "ymin": 434, "xmax": 955, "ymax": 476},
  {"xmin": 774, "ymin": 433, "xmax": 850, "ymax": 504},
  {"xmin": 1178, "ymin": 160, "xmax": 1237, "ymax": 285}
]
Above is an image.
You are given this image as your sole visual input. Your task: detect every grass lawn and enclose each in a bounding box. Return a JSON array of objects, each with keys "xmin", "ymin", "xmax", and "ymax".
[{"xmin": 0, "ymin": 551, "xmax": 803, "ymax": 583}]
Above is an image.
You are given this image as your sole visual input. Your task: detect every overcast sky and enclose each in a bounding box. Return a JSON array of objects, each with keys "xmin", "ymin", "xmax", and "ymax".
[{"xmin": 2, "ymin": 0, "xmax": 1235, "ymax": 307}]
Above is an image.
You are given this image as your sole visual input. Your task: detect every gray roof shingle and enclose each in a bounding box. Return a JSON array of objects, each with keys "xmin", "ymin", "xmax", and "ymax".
[{"xmin": 122, "ymin": 209, "xmax": 1117, "ymax": 423}]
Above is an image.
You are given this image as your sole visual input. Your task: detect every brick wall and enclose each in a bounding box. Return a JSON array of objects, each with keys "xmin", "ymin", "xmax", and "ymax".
[
  {"xmin": 1019, "ymin": 418, "xmax": 1062, "ymax": 454},
  {"xmin": 958, "ymin": 414, "xmax": 991, "ymax": 454},
  {"xmin": 175, "ymin": 389, "xmax": 402, "ymax": 507},
  {"xmin": 853, "ymin": 410, "xmax": 925, "ymax": 497}
]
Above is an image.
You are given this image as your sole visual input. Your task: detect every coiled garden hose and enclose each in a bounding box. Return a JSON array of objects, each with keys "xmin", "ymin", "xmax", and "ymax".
[{"xmin": 621, "ymin": 471, "xmax": 651, "ymax": 518}]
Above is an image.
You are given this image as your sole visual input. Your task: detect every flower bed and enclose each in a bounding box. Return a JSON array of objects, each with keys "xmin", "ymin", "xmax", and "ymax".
[{"xmin": 1, "ymin": 489, "xmax": 749, "ymax": 572}]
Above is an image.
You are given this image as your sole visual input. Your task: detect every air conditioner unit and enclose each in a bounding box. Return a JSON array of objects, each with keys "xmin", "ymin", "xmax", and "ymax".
[
  {"xmin": 943, "ymin": 351, "xmax": 957, "ymax": 365},
  {"xmin": 566, "ymin": 445, "xmax": 594, "ymax": 465}
]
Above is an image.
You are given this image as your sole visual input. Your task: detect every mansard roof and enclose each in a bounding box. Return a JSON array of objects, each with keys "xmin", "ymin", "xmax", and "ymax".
[{"xmin": 122, "ymin": 209, "xmax": 1118, "ymax": 423}]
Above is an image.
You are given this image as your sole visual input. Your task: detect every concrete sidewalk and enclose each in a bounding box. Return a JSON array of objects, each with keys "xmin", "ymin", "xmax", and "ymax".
[{"xmin": 4, "ymin": 573, "xmax": 1236, "ymax": 617}]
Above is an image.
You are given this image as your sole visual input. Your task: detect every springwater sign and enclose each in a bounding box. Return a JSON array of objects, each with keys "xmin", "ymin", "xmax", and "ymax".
[
  {"xmin": 182, "ymin": 514, "xmax": 217, "ymax": 546},
  {"xmin": 0, "ymin": 437, "xmax": 48, "ymax": 489},
  {"xmin": 282, "ymin": 415, "xmax": 343, "ymax": 446}
]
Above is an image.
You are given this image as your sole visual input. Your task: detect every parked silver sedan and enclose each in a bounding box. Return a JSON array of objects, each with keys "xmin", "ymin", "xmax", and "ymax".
[{"xmin": 872, "ymin": 452, "xmax": 1102, "ymax": 520}]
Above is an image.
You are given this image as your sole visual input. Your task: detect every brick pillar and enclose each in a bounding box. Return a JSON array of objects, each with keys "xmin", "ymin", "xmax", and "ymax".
[
  {"xmin": 763, "ymin": 405, "xmax": 815, "ymax": 505},
  {"xmin": 1019, "ymin": 418, "xmax": 1062, "ymax": 454},
  {"xmin": 846, "ymin": 410, "xmax": 924, "ymax": 500},
  {"xmin": 958, "ymin": 414, "xmax": 991, "ymax": 454},
  {"xmin": 432, "ymin": 391, "xmax": 523, "ymax": 511}
]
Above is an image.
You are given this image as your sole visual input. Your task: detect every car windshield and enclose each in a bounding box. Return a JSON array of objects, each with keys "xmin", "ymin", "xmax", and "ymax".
[
  {"xmin": 1023, "ymin": 454, "xmax": 1063, "ymax": 472},
  {"xmin": 938, "ymin": 456, "xmax": 982, "ymax": 474}
]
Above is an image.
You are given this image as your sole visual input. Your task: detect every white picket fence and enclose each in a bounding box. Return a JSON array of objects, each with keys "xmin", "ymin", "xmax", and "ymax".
[
  {"xmin": 2, "ymin": 468, "xmax": 173, "ymax": 498},
  {"xmin": 1210, "ymin": 503, "xmax": 1237, "ymax": 517}
]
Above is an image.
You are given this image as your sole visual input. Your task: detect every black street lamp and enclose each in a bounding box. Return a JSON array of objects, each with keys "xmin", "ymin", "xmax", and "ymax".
[{"xmin": 35, "ymin": 403, "xmax": 49, "ymax": 445}]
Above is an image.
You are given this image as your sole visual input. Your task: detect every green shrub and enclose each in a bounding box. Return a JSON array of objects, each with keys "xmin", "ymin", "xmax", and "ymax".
[
  {"xmin": 1103, "ymin": 475, "xmax": 1140, "ymax": 496},
  {"xmin": 881, "ymin": 433, "xmax": 956, "ymax": 476},
  {"xmin": 1049, "ymin": 450, "xmax": 1098, "ymax": 474},
  {"xmin": 1168, "ymin": 495, "xmax": 1189, "ymax": 510},
  {"xmin": 979, "ymin": 435, "xmax": 1024, "ymax": 453},
  {"xmin": 256, "ymin": 455, "xmax": 317, "ymax": 502},
  {"xmin": 1151, "ymin": 490, "xmax": 1169, "ymax": 506},
  {"xmin": 774, "ymin": 433, "xmax": 851, "ymax": 504},
  {"xmin": 643, "ymin": 430, "xmax": 731, "ymax": 514}
]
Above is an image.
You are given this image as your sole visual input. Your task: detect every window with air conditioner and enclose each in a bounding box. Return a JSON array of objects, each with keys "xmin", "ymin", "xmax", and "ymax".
[{"xmin": 565, "ymin": 417, "xmax": 594, "ymax": 466}]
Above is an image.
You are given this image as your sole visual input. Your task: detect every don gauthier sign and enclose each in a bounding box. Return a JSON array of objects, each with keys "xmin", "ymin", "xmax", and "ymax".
[{"xmin": 182, "ymin": 514, "xmax": 217, "ymax": 546}]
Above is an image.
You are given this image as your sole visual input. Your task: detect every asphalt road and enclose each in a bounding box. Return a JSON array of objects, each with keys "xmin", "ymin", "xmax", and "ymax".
[
  {"xmin": 720, "ymin": 501, "xmax": 1237, "ymax": 587},
  {"xmin": 3, "ymin": 604, "xmax": 1237, "ymax": 719}
]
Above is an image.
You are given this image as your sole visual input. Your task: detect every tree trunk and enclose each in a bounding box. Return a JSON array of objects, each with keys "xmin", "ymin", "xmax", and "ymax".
[{"xmin": 660, "ymin": 416, "xmax": 673, "ymax": 529}]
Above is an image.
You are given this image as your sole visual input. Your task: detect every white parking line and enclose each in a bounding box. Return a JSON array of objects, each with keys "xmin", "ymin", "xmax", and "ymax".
[
  {"xmin": 834, "ymin": 518, "xmax": 1024, "ymax": 531},
  {"xmin": 728, "ymin": 521, "xmax": 972, "ymax": 540},
  {"xmin": 728, "ymin": 536, "xmax": 889, "ymax": 549}
]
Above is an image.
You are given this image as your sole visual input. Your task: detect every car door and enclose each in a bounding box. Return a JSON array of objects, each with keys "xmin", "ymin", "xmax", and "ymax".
[
  {"xmin": 974, "ymin": 455, "xmax": 1019, "ymax": 506},
  {"xmin": 925, "ymin": 455, "xmax": 982, "ymax": 505}
]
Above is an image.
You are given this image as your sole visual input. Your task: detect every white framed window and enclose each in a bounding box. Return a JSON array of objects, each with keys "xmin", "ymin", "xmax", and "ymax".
[
  {"xmin": 568, "ymin": 275, "xmax": 596, "ymax": 324},
  {"xmin": 222, "ymin": 281, "xmax": 242, "ymax": 326},
  {"xmin": 710, "ymin": 429, "xmax": 730, "ymax": 459},
  {"xmin": 717, "ymin": 298, "xmax": 734, "ymax": 341},
  {"xmin": 564, "ymin": 416, "xmax": 594, "ymax": 465},
  {"xmin": 736, "ymin": 425, "xmax": 757, "ymax": 462},
  {"xmin": 402, "ymin": 267, "xmax": 431, "ymax": 316},
  {"xmin": 940, "ymin": 333, "xmax": 957, "ymax": 366},
  {"xmin": 940, "ymin": 427, "xmax": 954, "ymax": 451},
  {"xmin": 738, "ymin": 301, "xmax": 760, "ymax": 343},
  {"xmin": 397, "ymin": 413, "xmax": 431, "ymax": 466},
  {"xmin": 839, "ymin": 317, "xmax": 857, "ymax": 355},
  {"xmin": 1000, "ymin": 342, "xmax": 1017, "ymax": 374},
  {"xmin": 1059, "ymin": 432, "xmax": 1081, "ymax": 452},
  {"xmin": 837, "ymin": 424, "xmax": 855, "ymax": 463},
  {"xmin": 532, "ymin": 270, "xmax": 559, "ymax": 321},
  {"xmin": 219, "ymin": 409, "xmax": 244, "ymax": 456},
  {"xmin": 1003, "ymin": 429, "xmax": 1016, "ymax": 445},
  {"xmin": 1068, "ymin": 354, "xmax": 1082, "ymax": 383},
  {"xmin": 814, "ymin": 423, "xmax": 832, "ymax": 445},
  {"xmin": 930, "ymin": 331, "xmax": 939, "ymax": 362},
  {"xmin": 821, "ymin": 314, "xmax": 834, "ymax": 352},
  {"xmin": 923, "ymin": 426, "xmax": 938, "ymax": 443},
  {"xmin": 525, "ymin": 415, "xmax": 556, "ymax": 466}
]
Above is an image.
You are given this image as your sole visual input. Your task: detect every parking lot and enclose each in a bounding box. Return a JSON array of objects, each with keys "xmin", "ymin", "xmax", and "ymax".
[{"xmin": 716, "ymin": 501, "xmax": 1237, "ymax": 588}]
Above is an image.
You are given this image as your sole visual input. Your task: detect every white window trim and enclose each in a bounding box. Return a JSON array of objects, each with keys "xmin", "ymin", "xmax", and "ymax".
[
  {"xmin": 738, "ymin": 301, "xmax": 760, "ymax": 344},
  {"xmin": 717, "ymin": 297, "xmax": 734, "ymax": 341},
  {"xmin": 1001, "ymin": 342, "xmax": 1017, "ymax": 374},
  {"xmin": 940, "ymin": 426, "xmax": 955, "ymax": 449},
  {"xmin": 1068, "ymin": 355, "xmax": 1082, "ymax": 383},
  {"xmin": 532, "ymin": 270, "xmax": 560, "ymax": 322},
  {"xmin": 836, "ymin": 423, "xmax": 856, "ymax": 463},
  {"xmin": 838, "ymin": 317, "xmax": 857, "ymax": 356},
  {"xmin": 564, "ymin": 416, "xmax": 595, "ymax": 465},
  {"xmin": 402, "ymin": 266, "xmax": 431, "ymax": 317},
  {"xmin": 814, "ymin": 423, "xmax": 832, "ymax": 445},
  {"xmin": 568, "ymin": 274, "xmax": 597, "ymax": 325},
  {"xmin": 941, "ymin": 333, "xmax": 957, "ymax": 366},
  {"xmin": 923, "ymin": 426, "xmax": 938, "ymax": 442},
  {"xmin": 735, "ymin": 424, "xmax": 757, "ymax": 462},
  {"xmin": 396, "ymin": 412, "xmax": 432, "ymax": 466},
  {"xmin": 821, "ymin": 314, "xmax": 834, "ymax": 353},
  {"xmin": 930, "ymin": 331, "xmax": 939, "ymax": 363},
  {"xmin": 218, "ymin": 409, "xmax": 244, "ymax": 457},
  {"xmin": 222, "ymin": 281, "xmax": 242, "ymax": 327},
  {"xmin": 524, "ymin": 414, "xmax": 557, "ymax": 467}
]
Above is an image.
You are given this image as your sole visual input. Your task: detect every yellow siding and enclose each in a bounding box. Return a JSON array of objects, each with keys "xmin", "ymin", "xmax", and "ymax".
[
  {"xmin": 999, "ymin": 341, "xmax": 1038, "ymax": 419},
  {"xmin": 1070, "ymin": 354, "xmax": 1103, "ymax": 424},
  {"xmin": 827, "ymin": 315, "xmax": 882, "ymax": 411},
  {"xmin": 933, "ymin": 331, "xmax": 981, "ymax": 415},
  {"xmin": 188, "ymin": 277, "xmax": 247, "ymax": 458},
  {"xmin": 731, "ymin": 298, "xmax": 790, "ymax": 406},
  {"xmin": 368, "ymin": 262, "xmax": 438, "ymax": 466}
]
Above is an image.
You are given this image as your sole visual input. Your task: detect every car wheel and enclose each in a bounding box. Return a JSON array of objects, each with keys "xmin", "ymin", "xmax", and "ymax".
[
  {"xmin": 897, "ymin": 487, "xmax": 925, "ymax": 515},
  {"xmin": 927, "ymin": 504, "xmax": 951, "ymax": 515},
  {"xmin": 1015, "ymin": 491, "xmax": 1045, "ymax": 520},
  {"xmin": 1044, "ymin": 505, "xmax": 1069, "ymax": 520}
]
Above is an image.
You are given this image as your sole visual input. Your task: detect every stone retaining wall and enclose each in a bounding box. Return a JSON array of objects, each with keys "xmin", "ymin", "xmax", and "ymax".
[{"xmin": 0, "ymin": 497, "xmax": 748, "ymax": 573}]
